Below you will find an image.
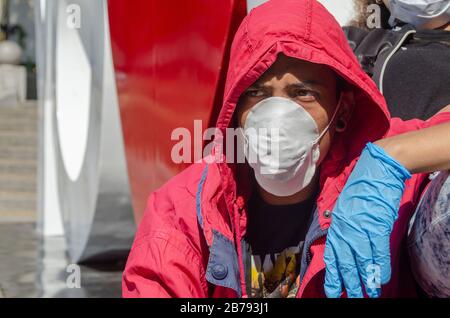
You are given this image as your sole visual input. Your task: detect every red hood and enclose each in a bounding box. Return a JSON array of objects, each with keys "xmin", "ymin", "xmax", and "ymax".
[
  {"xmin": 217, "ymin": 0, "xmax": 389, "ymax": 134},
  {"xmin": 213, "ymin": 0, "xmax": 391, "ymax": 229}
]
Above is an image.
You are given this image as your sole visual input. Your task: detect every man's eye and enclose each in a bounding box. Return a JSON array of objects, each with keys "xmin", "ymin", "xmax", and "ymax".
[
  {"xmin": 294, "ymin": 89, "xmax": 313, "ymax": 96},
  {"xmin": 244, "ymin": 89, "xmax": 264, "ymax": 97},
  {"xmin": 293, "ymin": 89, "xmax": 317, "ymax": 101}
]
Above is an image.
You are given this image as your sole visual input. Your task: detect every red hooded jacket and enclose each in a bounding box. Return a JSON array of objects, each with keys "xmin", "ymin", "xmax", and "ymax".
[{"xmin": 122, "ymin": 0, "xmax": 450, "ymax": 298}]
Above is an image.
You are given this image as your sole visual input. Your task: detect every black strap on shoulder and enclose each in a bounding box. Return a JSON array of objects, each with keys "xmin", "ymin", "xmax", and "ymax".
[{"xmin": 343, "ymin": 25, "xmax": 416, "ymax": 88}]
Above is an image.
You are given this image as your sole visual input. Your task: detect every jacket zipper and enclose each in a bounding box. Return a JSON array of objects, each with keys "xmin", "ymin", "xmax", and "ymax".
[
  {"xmin": 296, "ymin": 230, "xmax": 328, "ymax": 298},
  {"xmin": 234, "ymin": 199, "xmax": 247, "ymax": 298}
]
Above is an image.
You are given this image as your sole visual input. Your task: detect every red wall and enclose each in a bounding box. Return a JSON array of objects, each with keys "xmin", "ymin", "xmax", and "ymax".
[{"xmin": 108, "ymin": 0, "xmax": 247, "ymax": 223}]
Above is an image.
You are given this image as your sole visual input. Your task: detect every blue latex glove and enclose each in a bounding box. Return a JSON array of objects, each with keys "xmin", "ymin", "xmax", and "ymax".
[{"xmin": 324, "ymin": 142, "xmax": 412, "ymax": 298}]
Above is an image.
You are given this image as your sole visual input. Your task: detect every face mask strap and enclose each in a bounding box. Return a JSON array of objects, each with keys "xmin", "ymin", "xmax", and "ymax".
[{"xmin": 313, "ymin": 92, "xmax": 344, "ymax": 144}]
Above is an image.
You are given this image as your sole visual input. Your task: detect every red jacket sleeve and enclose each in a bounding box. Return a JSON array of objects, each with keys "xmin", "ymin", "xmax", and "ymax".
[
  {"xmin": 122, "ymin": 192, "xmax": 209, "ymax": 298},
  {"xmin": 388, "ymin": 111, "xmax": 450, "ymax": 137}
]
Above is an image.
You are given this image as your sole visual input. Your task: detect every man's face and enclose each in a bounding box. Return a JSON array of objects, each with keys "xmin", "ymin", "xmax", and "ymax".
[{"xmin": 236, "ymin": 53, "xmax": 345, "ymax": 166}]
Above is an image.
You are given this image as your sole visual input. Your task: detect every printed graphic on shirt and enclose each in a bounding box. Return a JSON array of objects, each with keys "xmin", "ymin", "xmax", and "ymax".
[{"xmin": 249, "ymin": 241, "xmax": 304, "ymax": 298}]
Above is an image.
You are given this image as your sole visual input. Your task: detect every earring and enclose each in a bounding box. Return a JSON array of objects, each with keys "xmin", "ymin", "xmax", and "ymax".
[{"xmin": 336, "ymin": 118, "xmax": 347, "ymax": 132}]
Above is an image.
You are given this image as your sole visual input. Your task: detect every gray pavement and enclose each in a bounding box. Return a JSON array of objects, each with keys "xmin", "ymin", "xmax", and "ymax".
[
  {"xmin": 0, "ymin": 103, "xmax": 124, "ymax": 298},
  {"xmin": 0, "ymin": 223, "xmax": 38, "ymax": 298},
  {"xmin": 0, "ymin": 222, "xmax": 124, "ymax": 298}
]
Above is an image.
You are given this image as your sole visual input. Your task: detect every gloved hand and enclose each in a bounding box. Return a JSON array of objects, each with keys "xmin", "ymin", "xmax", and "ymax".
[{"xmin": 324, "ymin": 142, "xmax": 412, "ymax": 298}]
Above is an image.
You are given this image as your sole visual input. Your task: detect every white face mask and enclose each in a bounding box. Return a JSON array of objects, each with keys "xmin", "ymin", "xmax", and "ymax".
[
  {"xmin": 389, "ymin": 0, "xmax": 450, "ymax": 29},
  {"xmin": 241, "ymin": 95, "xmax": 342, "ymax": 197}
]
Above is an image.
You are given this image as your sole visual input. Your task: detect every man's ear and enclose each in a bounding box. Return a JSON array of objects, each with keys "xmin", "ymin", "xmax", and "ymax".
[{"xmin": 336, "ymin": 90, "xmax": 354, "ymax": 132}]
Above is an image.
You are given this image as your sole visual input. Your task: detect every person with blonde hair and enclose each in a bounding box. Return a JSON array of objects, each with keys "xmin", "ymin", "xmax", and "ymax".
[{"xmin": 340, "ymin": 0, "xmax": 450, "ymax": 298}]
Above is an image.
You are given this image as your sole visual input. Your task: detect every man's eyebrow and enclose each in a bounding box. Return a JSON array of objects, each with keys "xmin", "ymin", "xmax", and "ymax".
[
  {"xmin": 286, "ymin": 81, "xmax": 323, "ymax": 89},
  {"xmin": 247, "ymin": 79, "xmax": 325, "ymax": 90},
  {"xmin": 246, "ymin": 82, "xmax": 265, "ymax": 89}
]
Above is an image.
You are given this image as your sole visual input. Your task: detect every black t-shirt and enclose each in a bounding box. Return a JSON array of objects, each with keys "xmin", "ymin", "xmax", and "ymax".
[
  {"xmin": 243, "ymin": 191, "xmax": 316, "ymax": 298},
  {"xmin": 384, "ymin": 29, "xmax": 450, "ymax": 120}
]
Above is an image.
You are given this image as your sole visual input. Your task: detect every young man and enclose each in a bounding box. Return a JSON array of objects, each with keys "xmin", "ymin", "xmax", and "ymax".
[{"xmin": 122, "ymin": 0, "xmax": 450, "ymax": 298}]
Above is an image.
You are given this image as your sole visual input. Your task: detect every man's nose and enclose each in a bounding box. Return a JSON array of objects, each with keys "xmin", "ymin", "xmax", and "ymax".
[{"xmin": 271, "ymin": 88, "xmax": 290, "ymax": 99}]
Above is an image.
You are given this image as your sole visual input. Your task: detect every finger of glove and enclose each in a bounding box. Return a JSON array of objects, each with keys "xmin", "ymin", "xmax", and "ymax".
[
  {"xmin": 370, "ymin": 233, "xmax": 392, "ymax": 284},
  {"xmin": 324, "ymin": 239, "xmax": 343, "ymax": 298},
  {"xmin": 351, "ymin": 235, "xmax": 380, "ymax": 298},
  {"xmin": 337, "ymin": 242, "xmax": 364, "ymax": 298}
]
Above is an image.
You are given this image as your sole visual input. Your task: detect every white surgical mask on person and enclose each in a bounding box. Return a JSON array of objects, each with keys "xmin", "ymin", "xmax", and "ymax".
[
  {"xmin": 388, "ymin": 0, "xmax": 450, "ymax": 29},
  {"xmin": 241, "ymin": 95, "xmax": 342, "ymax": 197}
]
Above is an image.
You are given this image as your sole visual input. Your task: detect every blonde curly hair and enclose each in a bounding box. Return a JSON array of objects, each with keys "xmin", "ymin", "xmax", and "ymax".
[{"xmin": 348, "ymin": 0, "xmax": 391, "ymax": 30}]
